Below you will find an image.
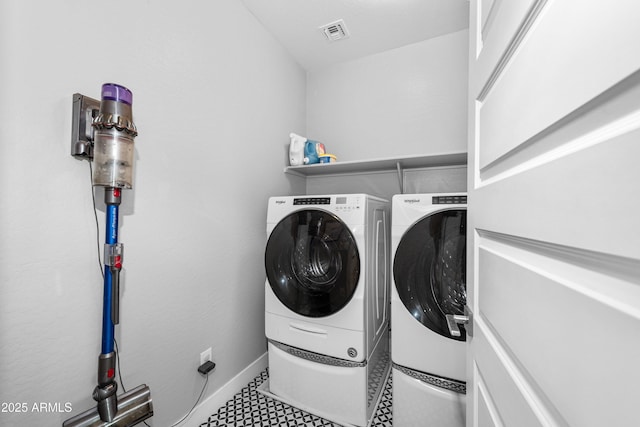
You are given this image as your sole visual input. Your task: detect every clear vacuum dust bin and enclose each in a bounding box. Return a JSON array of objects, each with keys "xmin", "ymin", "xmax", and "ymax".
[{"xmin": 92, "ymin": 83, "xmax": 138, "ymax": 188}]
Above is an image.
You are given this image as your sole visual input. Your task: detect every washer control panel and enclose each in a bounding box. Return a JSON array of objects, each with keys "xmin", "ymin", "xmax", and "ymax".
[
  {"xmin": 292, "ymin": 196, "xmax": 362, "ymax": 211},
  {"xmin": 293, "ymin": 197, "xmax": 330, "ymax": 205}
]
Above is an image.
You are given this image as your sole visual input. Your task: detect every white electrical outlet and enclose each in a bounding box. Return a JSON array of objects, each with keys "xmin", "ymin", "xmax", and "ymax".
[{"xmin": 200, "ymin": 347, "xmax": 212, "ymax": 366}]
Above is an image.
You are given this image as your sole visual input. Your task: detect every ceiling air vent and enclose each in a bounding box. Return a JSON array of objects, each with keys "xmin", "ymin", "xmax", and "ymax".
[{"xmin": 320, "ymin": 19, "xmax": 350, "ymax": 42}]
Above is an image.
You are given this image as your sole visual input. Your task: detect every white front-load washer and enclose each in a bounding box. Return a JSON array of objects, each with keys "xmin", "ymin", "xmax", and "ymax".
[
  {"xmin": 391, "ymin": 193, "xmax": 467, "ymax": 427},
  {"xmin": 264, "ymin": 194, "xmax": 390, "ymax": 427}
]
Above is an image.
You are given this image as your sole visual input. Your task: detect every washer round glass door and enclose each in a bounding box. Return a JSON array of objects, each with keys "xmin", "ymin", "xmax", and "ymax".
[
  {"xmin": 393, "ymin": 209, "xmax": 467, "ymax": 341},
  {"xmin": 265, "ymin": 209, "xmax": 360, "ymax": 317}
]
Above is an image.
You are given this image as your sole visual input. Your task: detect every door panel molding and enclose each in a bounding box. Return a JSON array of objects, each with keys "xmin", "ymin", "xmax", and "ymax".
[
  {"xmin": 476, "ymin": 366, "xmax": 504, "ymax": 427},
  {"xmin": 474, "ymin": 129, "xmax": 640, "ymax": 259},
  {"xmin": 479, "ymin": 69, "xmax": 640, "ymax": 184},
  {"xmin": 478, "ymin": 0, "xmax": 640, "ymax": 169},
  {"xmin": 477, "ymin": 229, "xmax": 640, "ymax": 291},
  {"xmin": 474, "ymin": 321, "xmax": 563, "ymax": 427},
  {"xmin": 477, "ymin": 234, "xmax": 640, "ymax": 427},
  {"xmin": 476, "ymin": 0, "xmax": 547, "ymax": 102},
  {"xmin": 468, "ymin": 0, "xmax": 640, "ymax": 426},
  {"xmin": 479, "ymin": 0, "xmax": 498, "ymax": 43}
]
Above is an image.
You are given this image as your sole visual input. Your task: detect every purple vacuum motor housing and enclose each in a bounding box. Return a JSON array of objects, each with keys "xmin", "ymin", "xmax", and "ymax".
[
  {"xmin": 92, "ymin": 83, "xmax": 138, "ymax": 189},
  {"xmin": 101, "ymin": 83, "xmax": 133, "ymax": 105}
]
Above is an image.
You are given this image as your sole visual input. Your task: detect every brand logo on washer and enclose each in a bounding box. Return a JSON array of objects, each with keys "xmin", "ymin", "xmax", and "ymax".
[
  {"xmin": 404, "ymin": 199, "xmax": 421, "ymax": 204},
  {"xmin": 274, "ymin": 200, "xmax": 286, "ymax": 205},
  {"xmin": 347, "ymin": 347, "xmax": 358, "ymax": 358}
]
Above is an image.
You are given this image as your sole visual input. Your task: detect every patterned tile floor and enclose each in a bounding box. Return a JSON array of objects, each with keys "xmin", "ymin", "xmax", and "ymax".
[{"xmin": 199, "ymin": 369, "xmax": 393, "ymax": 427}]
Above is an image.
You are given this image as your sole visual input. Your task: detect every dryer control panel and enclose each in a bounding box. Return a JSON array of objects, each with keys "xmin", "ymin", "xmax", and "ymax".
[{"xmin": 432, "ymin": 195, "xmax": 467, "ymax": 205}]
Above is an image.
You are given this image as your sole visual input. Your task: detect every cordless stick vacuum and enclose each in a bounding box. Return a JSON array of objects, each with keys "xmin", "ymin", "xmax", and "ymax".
[{"xmin": 64, "ymin": 84, "xmax": 153, "ymax": 427}]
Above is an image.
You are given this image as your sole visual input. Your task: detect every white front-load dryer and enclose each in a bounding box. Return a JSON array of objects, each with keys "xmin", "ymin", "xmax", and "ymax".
[
  {"xmin": 391, "ymin": 193, "xmax": 467, "ymax": 427},
  {"xmin": 264, "ymin": 194, "xmax": 390, "ymax": 427}
]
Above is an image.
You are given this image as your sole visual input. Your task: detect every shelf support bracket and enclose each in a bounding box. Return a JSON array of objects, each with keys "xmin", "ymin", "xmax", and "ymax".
[{"xmin": 396, "ymin": 161, "xmax": 404, "ymax": 194}]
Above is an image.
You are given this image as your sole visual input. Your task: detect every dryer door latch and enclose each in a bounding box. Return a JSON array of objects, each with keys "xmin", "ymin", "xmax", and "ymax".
[{"xmin": 446, "ymin": 306, "xmax": 473, "ymax": 338}]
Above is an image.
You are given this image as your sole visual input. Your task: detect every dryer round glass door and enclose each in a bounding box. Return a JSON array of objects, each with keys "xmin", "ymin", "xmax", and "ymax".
[
  {"xmin": 265, "ymin": 209, "xmax": 360, "ymax": 317},
  {"xmin": 393, "ymin": 209, "xmax": 467, "ymax": 341}
]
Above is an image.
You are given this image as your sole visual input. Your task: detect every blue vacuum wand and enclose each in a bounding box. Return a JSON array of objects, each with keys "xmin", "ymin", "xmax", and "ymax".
[
  {"xmin": 64, "ymin": 84, "xmax": 153, "ymax": 427},
  {"xmin": 94, "ymin": 186, "xmax": 124, "ymax": 420}
]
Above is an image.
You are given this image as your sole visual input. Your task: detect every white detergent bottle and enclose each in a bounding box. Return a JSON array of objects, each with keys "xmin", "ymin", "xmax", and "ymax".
[{"xmin": 289, "ymin": 133, "xmax": 306, "ymax": 166}]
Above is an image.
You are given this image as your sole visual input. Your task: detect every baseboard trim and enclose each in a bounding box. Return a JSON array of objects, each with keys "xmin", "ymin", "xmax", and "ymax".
[{"xmin": 184, "ymin": 352, "xmax": 268, "ymax": 426}]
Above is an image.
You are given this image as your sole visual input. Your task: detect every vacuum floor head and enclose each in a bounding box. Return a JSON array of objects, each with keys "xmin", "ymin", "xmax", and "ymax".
[{"xmin": 63, "ymin": 384, "xmax": 152, "ymax": 427}]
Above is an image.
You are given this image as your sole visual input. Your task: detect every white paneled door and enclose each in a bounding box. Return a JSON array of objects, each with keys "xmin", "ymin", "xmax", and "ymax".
[{"xmin": 466, "ymin": 1, "xmax": 640, "ymax": 426}]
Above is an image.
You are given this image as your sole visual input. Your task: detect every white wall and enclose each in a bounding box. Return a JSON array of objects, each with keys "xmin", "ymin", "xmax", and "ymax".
[
  {"xmin": 307, "ymin": 29, "xmax": 469, "ymax": 162},
  {"xmin": 0, "ymin": 1, "xmax": 305, "ymax": 426},
  {"xmin": 305, "ymin": 166, "xmax": 468, "ymax": 201}
]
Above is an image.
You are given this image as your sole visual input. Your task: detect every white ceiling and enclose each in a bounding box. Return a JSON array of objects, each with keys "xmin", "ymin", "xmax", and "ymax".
[{"xmin": 241, "ymin": 0, "xmax": 470, "ymax": 70}]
